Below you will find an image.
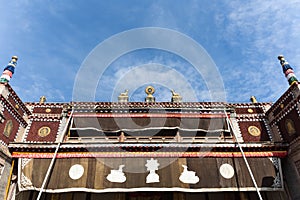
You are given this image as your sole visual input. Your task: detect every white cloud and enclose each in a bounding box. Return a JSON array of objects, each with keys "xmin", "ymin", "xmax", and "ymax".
[
  {"xmin": 218, "ymin": 0, "xmax": 300, "ymax": 102},
  {"xmin": 12, "ymin": 74, "xmax": 65, "ymax": 102},
  {"xmin": 95, "ymin": 52, "xmax": 223, "ymax": 103}
]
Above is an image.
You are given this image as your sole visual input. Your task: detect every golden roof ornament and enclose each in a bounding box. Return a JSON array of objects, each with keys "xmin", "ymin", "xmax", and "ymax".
[
  {"xmin": 171, "ymin": 89, "xmax": 182, "ymax": 103},
  {"xmin": 39, "ymin": 96, "xmax": 47, "ymax": 104},
  {"xmin": 250, "ymin": 96, "xmax": 257, "ymax": 104},
  {"xmin": 118, "ymin": 89, "xmax": 129, "ymax": 103},
  {"xmin": 145, "ymin": 86, "xmax": 155, "ymax": 102}
]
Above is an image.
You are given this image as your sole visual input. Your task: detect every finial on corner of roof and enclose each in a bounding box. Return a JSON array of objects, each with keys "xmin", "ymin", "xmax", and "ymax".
[
  {"xmin": 0, "ymin": 56, "xmax": 18, "ymax": 84},
  {"xmin": 250, "ymin": 96, "xmax": 257, "ymax": 104},
  {"xmin": 171, "ymin": 89, "xmax": 182, "ymax": 103},
  {"xmin": 39, "ymin": 96, "xmax": 46, "ymax": 104},
  {"xmin": 118, "ymin": 89, "xmax": 129, "ymax": 103},
  {"xmin": 278, "ymin": 55, "xmax": 298, "ymax": 86}
]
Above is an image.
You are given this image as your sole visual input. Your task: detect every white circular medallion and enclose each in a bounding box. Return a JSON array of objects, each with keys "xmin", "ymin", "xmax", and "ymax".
[
  {"xmin": 219, "ymin": 163, "xmax": 234, "ymax": 179},
  {"xmin": 69, "ymin": 164, "xmax": 84, "ymax": 180}
]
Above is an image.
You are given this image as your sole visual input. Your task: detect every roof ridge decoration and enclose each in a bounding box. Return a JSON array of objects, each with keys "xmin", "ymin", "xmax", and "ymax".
[
  {"xmin": 171, "ymin": 89, "xmax": 182, "ymax": 103},
  {"xmin": 145, "ymin": 86, "xmax": 155, "ymax": 103},
  {"xmin": 25, "ymin": 102, "xmax": 68, "ymax": 106},
  {"xmin": 0, "ymin": 94, "xmax": 28, "ymax": 127},
  {"xmin": 118, "ymin": 89, "xmax": 129, "ymax": 103},
  {"xmin": 0, "ymin": 56, "xmax": 18, "ymax": 83},
  {"xmin": 278, "ymin": 55, "xmax": 299, "ymax": 86},
  {"xmin": 266, "ymin": 82, "xmax": 300, "ymax": 113},
  {"xmin": 70, "ymin": 101, "xmax": 229, "ymax": 109},
  {"xmin": 0, "ymin": 84, "xmax": 31, "ymax": 116}
]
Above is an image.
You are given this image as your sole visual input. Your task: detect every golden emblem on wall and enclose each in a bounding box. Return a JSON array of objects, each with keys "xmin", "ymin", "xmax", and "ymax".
[
  {"xmin": 247, "ymin": 108, "xmax": 254, "ymax": 113},
  {"xmin": 248, "ymin": 126, "xmax": 261, "ymax": 137},
  {"xmin": 38, "ymin": 126, "xmax": 51, "ymax": 137},
  {"xmin": 45, "ymin": 108, "xmax": 52, "ymax": 113},
  {"xmin": 3, "ymin": 120, "xmax": 13, "ymax": 137},
  {"xmin": 285, "ymin": 119, "xmax": 296, "ymax": 136}
]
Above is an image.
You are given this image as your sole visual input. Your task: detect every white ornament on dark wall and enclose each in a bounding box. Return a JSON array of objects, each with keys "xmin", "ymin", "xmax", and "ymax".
[
  {"xmin": 179, "ymin": 165, "xmax": 199, "ymax": 184},
  {"xmin": 145, "ymin": 158, "xmax": 160, "ymax": 183},
  {"xmin": 219, "ymin": 163, "xmax": 235, "ymax": 179},
  {"xmin": 69, "ymin": 164, "xmax": 84, "ymax": 180},
  {"xmin": 106, "ymin": 165, "xmax": 126, "ymax": 183}
]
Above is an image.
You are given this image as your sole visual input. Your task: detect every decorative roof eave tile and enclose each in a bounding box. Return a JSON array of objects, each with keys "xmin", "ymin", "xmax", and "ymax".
[
  {"xmin": 11, "ymin": 150, "xmax": 288, "ymax": 159},
  {"xmin": 70, "ymin": 101, "xmax": 230, "ymax": 110},
  {"xmin": 8, "ymin": 142, "xmax": 288, "ymax": 151},
  {"xmin": 235, "ymin": 114, "xmax": 266, "ymax": 120},
  {"xmin": 0, "ymin": 94, "xmax": 28, "ymax": 127},
  {"xmin": 5, "ymin": 84, "xmax": 31, "ymax": 115},
  {"xmin": 28, "ymin": 114, "xmax": 62, "ymax": 120},
  {"xmin": 228, "ymin": 102, "xmax": 273, "ymax": 107},
  {"xmin": 24, "ymin": 102, "xmax": 69, "ymax": 107},
  {"xmin": 71, "ymin": 113, "xmax": 228, "ymax": 118},
  {"xmin": 268, "ymin": 96, "xmax": 300, "ymax": 125},
  {"xmin": 266, "ymin": 82, "xmax": 299, "ymax": 116}
]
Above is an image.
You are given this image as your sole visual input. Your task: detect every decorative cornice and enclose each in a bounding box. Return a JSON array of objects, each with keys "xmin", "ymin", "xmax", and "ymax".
[
  {"xmin": 28, "ymin": 114, "xmax": 62, "ymax": 120},
  {"xmin": 236, "ymin": 114, "xmax": 266, "ymax": 120},
  {"xmin": 269, "ymin": 97, "xmax": 300, "ymax": 125},
  {"xmin": 266, "ymin": 83, "xmax": 299, "ymax": 116},
  {"xmin": 228, "ymin": 102, "xmax": 272, "ymax": 108},
  {"xmin": 6, "ymin": 84, "xmax": 31, "ymax": 115},
  {"xmin": 0, "ymin": 94, "xmax": 28, "ymax": 127},
  {"xmin": 71, "ymin": 102, "xmax": 229, "ymax": 109},
  {"xmin": 11, "ymin": 151, "xmax": 287, "ymax": 158},
  {"xmin": 72, "ymin": 113, "xmax": 227, "ymax": 118},
  {"xmin": 24, "ymin": 102, "xmax": 67, "ymax": 107},
  {"xmin": 9, "ymin": 142, "xmax": 287, "ymax": 151}
]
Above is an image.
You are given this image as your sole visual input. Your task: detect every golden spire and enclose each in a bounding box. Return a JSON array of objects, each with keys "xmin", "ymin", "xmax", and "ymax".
[
  {"xmin": 250, "ymin": 96, "xmax": 257, "ymax": 103},
  {"xmin": 39, "ymin": 96, "xmax": 46, "ymax": 104}
]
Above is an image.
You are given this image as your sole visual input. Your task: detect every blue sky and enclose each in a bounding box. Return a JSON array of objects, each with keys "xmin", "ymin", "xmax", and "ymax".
[{"xmin": 1, "ymin": 0, "xmax": 300, "ymax": 103}]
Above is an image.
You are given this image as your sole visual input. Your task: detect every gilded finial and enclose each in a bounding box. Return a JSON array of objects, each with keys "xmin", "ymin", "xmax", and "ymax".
[
  {"xmin": 12, "ymin": 56, "xmax": 18, "ymax": 61},
  {"xmin": 277, "ymin": 55, "xmax": 298, "ymax": 85},
  {"xmin": 171, "ymin": 89, "xmax": 182, "ymax": 102},
  {"xmin": 145, "ymin": 86, "xmax": 155, "ymax": 102},
  {"xmin": 39, "ymin": 96, "xmax": 46, "ymax": 104},
  {"xmin": 118, "ymin": 89, "xmax": 129, "ymax": 103},
  {"xmin": 0, "ymin": 55, "xmax": 18, "ymax": 83},
  {"xmin": 277, "ymin": 55, "xmax": 284, "ymax": 61},
  {"xmin": 250, "ymin": 96, "xmax": 257, "ymax": 103}
]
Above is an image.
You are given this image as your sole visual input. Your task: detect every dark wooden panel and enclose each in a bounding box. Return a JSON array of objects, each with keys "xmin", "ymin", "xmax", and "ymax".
[{"xmin": 21, "ymin": 157, "xmax": 279, "ymax": 191}]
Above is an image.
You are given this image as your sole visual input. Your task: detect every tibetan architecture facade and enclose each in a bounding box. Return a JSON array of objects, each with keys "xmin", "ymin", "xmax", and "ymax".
[{"xmin": 0, "ymin": 58, "xmax": 299, "ymax": 200}]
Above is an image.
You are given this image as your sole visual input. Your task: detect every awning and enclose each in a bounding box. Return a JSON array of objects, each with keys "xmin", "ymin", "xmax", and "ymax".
[
  {"xmin": 18, "ymin": 157, "xmax": 283, "ymax": 193},
  {"xmin": 71, "ymin": 115, "xmax": 228, "ymax": 134}
]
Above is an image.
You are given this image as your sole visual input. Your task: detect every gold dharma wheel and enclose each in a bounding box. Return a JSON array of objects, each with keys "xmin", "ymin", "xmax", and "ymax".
[{"xmin": 145, "ymin": 86, "xmax": 155, "ymax": 95}]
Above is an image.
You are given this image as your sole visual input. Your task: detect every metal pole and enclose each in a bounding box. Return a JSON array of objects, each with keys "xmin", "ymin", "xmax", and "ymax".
[{"xmin": 4, "ymin": 159, "xmax": 14, "ymax": 200}]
